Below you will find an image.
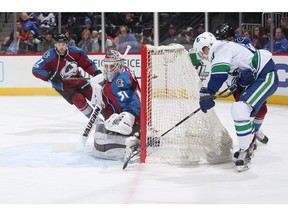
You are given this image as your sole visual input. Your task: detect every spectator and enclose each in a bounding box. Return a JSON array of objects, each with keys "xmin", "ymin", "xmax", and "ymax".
[
  {"xmin": 78, "ymin": 29, "xmax": 93, "ymax": 53},
  {"xmin": 264, "ymin": 27, "xmax": 288, "ymax": 53},
  {"xmin": 139, "ymin": 26, "xmax": 153, "ymax": 45},
  {"xmin": 2, "ymin": 20, "xmax": 26, "ymax": 51},
  {"xmin": 66, "ymin": 16, "xmax": 82, "ymax": 42},
  {"xmin": 64, "ymin": 30, "xmax": 76, "ymax": 46},
  {"xmin": 76, "ymin": 17, "xmax": 95, "ymax": 44},
  {"xmin": 5, "ymin": 31, "xmax": 21, "ymax": 54},
  {"xmin": 280, "ymin": 16, "xmax": 288, "ymax": 40},
  {"xmin": 27, "ymin": 12, "xmax": 40, "ymax": 27},
  {"xmin": 19, "ymin": 28, "xmax": 29, "ymax": 43},
  {"xmin": 251, "ymin": 26, "xmax": 269, "ymax": 49},
  {"xmin": 178, "ymin": 27, "xmax": 194, "ymax": 50},
  {"xmin": 114, "ymin": 25, "xmax": 140, "ymax": 53},
  {"xmin": 40, "ymin": 31, "xmax": 55, "ymax": 53},
  {"xmin": 19, "ymin": 12, "xmax": 39, "ymax": 37},
  {"xmin": 91, "ymin": 30, "xmax": 100, "ymax": 52},
  {"xmin": 263, "ymin": 18, "xmax": 275, "ymax": 39},
  {"xmin": 25, "ymin": 30, "xmax": 41, "ymax": 54},
  {"xmin": 123, "ymin": 13, "xmax": 138, "ymax": 30},
  {"xmin": 195, "ymin": 23, "xmax": 205, "ymax": 37},
  {"xmin": 98, "ymin": 30, "xmax": 115, "ymax": 51},
  {"xmin": 38, "ymin": 12, "xmax": 57, "ymax": 36},
  {"xmin": 161, "ymin": 24, "xmax": 179, "ymax": 45},
  {"xmin": 243, "ymin": 29, "xmax": 252, "ymax": 41}
]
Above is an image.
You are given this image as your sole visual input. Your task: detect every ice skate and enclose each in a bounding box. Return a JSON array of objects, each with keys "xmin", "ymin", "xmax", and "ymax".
[
  {"xmin": 234, "ymin": 140, "xmax": 255, "ymax": 172},
  {"xmin": 255, "ymin": 130, "xmax": 269, "ymax": 144},
  {"xmin": 124, "ymin": 136, "xmax": 140, "ymax": 163},
  {"xmin": 233, "ymin": 137, "xmax": 257, "ymax": 162},
  {"xmin": 235, "ymin": 148, "xmax": 252, "ymax": 172}
]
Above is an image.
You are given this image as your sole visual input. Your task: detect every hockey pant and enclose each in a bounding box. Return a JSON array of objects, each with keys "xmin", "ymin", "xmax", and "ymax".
[
  {"xmin": 231, "ymin": 62, "xmax": 278, "ymax": 150},
  {"xmin": 55, "ymin": 82, "xmax": 93, "ymax": 117}
]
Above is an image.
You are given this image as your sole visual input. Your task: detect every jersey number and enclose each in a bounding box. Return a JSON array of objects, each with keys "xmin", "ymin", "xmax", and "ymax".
[{"xmin": 118, "ymin": 91, "xmax": 129, "ymax": 101}]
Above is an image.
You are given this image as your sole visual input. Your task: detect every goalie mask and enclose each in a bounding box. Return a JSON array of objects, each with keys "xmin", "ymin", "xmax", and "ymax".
[
  {"xmin": 193, "ymin": 32, "xmax": 216, "ymax": 60},
  {"xmin": 103, "ymin": 50, "xmax": 124, "ymax": 82}
]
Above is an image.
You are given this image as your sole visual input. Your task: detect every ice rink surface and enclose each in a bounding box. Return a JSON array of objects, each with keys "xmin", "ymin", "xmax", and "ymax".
[{"xmin": 0, "ymin": 96, "xmax": 288, "ymax": 215}]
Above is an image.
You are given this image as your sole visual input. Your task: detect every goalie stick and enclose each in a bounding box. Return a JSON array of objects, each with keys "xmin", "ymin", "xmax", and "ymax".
[
  {"xmin": 122, "ymin": 85, "xmax": 236, "ymax": 169},
  {"xmin": 78, "ymin": 105, "xmax": 101, "ymax": 148}
]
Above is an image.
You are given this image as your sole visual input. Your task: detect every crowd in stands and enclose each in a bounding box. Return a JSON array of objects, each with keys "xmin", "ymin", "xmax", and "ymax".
[
  {"xmin": 2, "ymin": 12, "xmax": 288, "ymax": 54},
  {"xmin": 238, "ymin": 16, "xmax": 288, "ymax": 53}
]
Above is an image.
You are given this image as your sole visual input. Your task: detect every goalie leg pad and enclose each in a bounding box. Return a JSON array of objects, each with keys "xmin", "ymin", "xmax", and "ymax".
[
  {"xmin": 104, "ymin": 112, "xmax": 135, "ymax": 135},
  {"xmin": 93, "ymin": 121, "xmax": 127, "ymax": 160},
  {"xmin": 231, "ymin": 101, "xmax": 254, "ymax": 150}
]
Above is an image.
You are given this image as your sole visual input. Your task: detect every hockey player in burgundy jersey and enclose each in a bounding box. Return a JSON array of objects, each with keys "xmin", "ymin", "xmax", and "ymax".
[
  {"xmin": 32, "ymin": 34, "xmax": 101, "ymax": 118},
  {"xmin": 91, "ymin": 50, "xmax": 141, "ymax": 160}
]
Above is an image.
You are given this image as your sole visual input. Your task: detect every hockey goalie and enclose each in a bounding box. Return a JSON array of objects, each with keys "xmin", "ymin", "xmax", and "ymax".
[{"xmin": 90, "ymin": 50, "xmax": 141, "ymax": 161}]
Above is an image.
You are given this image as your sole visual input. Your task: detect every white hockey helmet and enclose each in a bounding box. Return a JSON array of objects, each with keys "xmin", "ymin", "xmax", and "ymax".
[
  {"xmin": 193, "ymin": 32, "xmax": 216, "ymax": 59},
  {"xmin": 103, "ymin": 50, "xmax": 124, "ymax": 82}
]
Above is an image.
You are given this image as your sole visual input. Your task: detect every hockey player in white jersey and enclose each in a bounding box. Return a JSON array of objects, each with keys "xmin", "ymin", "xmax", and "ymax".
[
  {"xmin": 194, "ymin": 32, "xmax": 279, "ymax": 171},
  {"xmin": 214, "ymin": 23, "xmax": 270, "ymax": 145}
]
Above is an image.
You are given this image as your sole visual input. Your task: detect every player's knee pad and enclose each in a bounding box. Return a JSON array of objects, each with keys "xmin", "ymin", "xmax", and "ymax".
[
  {"xmin": 231, "ymin": 101, "xmax": 252, "ymax": 121},
  {"xmin": 104, "ymin": 112, "xmax": 135, "ymax": 135}
]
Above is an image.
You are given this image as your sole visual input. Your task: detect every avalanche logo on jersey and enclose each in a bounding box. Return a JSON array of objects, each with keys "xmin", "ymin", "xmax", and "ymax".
[{"xmin": 116, "ymin": 79, "xmax": 124, "ymax": 87}]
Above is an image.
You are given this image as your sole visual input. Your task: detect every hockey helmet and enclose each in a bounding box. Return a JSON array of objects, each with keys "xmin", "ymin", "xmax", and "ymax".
[
  {"xmin": 214, "ymin": 23, "xmax": 235, "ymax": 40},
  {"xmin": 55, "ymin": 34, "xmax": 68, "ymax": 43},
  {"xmin": 193, "ymin": 32, "xmax": 216, "ymax": 60},
  {"xmin": 103, "ymin": 50, "xmax": 124, "ymax": 82}
]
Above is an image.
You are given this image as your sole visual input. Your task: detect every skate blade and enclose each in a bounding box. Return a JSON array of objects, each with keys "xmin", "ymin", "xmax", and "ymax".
[
  {"xmin": 256, "ymin": 137, "xmax": 268, "ymax": 144},
  {"xmin": 236, "ymin": 164, "xmax": 250, "ymax": 172}
]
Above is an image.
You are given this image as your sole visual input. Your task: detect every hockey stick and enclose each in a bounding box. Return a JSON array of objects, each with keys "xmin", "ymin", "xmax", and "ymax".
[
  {"xmin": 122, "ymin": 85, "xmax": 236, "ymax": 169},
  {"xmin": 78, "ymin": 106, "xmax": 101, "ymax": 148},
  {"xmin": 122, "ymin": 45, "xmax": 131, "ymax": 59}
]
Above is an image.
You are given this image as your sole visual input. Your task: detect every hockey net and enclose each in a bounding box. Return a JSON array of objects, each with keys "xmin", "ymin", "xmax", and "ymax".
[{"xmin": 140, "ymin": 44, "xmax": 233, "ymax": 165}]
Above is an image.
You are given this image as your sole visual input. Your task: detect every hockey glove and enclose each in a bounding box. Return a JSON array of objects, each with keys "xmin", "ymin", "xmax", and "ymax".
[
  {"xmin": 237, "ymin": 68, "xmax": 255, "ymax": 88},
  {"xmin": 199, "ymin": 87, "xmax": 215, "ymax": 113},
  {"xmin": 48, "ymin": 72, "xmax": 62, "ymax": 84},
  {"xmin": 94, "ymin": 69, "xmax": 102, "ymax": 76}
]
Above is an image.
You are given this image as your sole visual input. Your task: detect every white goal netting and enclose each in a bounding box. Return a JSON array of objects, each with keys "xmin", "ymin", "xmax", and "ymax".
[{"xmin": 140, "ymin": 44, "xmax": 233, "ymax": 164}]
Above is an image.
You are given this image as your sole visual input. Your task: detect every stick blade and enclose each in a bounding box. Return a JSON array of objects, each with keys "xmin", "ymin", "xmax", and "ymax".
[{"xmin": 122, "ymin": 159, "xmax": 129, "ymax": 169}]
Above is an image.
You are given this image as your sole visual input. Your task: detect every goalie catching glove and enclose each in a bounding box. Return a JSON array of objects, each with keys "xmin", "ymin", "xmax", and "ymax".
[
  {"xmin": 199, "ymin": 87, "xmax": 215, "ymax": 113},
  {"xmin": 104, "ymin": 112, "xmax": 135, "ymax": 135}
]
